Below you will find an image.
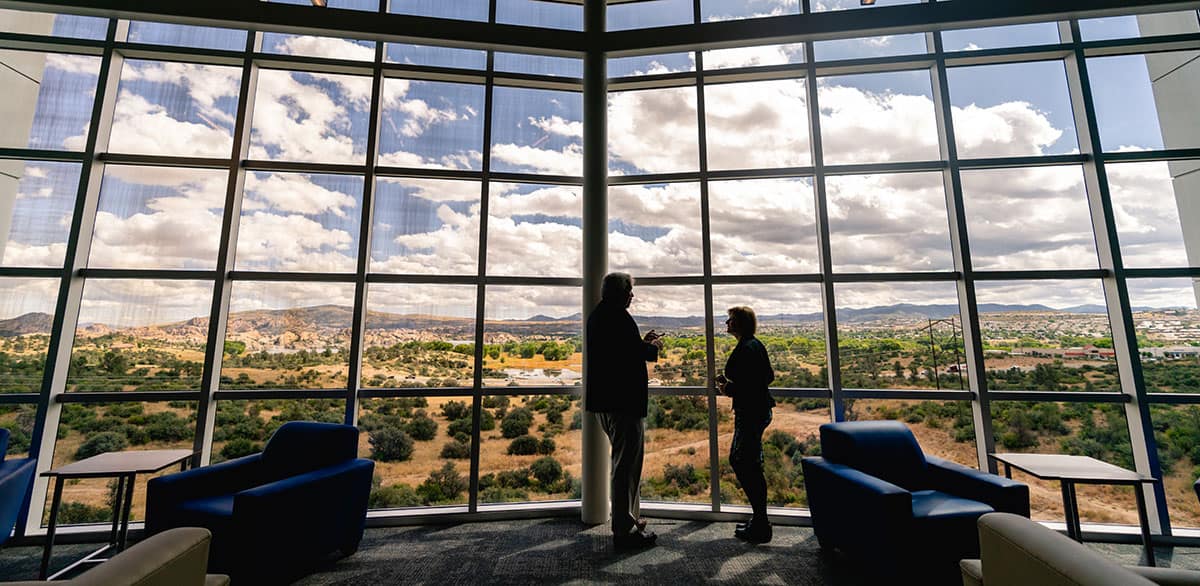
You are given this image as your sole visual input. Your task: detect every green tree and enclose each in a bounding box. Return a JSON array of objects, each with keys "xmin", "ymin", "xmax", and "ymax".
[{"xmin": 369, "ymin": 428, "xmax": 414, "ymax": 462}]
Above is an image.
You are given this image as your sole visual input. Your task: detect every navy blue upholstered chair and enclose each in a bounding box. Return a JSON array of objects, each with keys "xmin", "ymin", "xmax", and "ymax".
[
  {"xmin": 0, "ymin": 429, "xmax": 36, "ymax": 547},
  {"xmin": 801, "ymin": 420, "xmax": 1029, "ymax": 583},
  {"xmin": 146, "ymin": 421, "xmax": 374, "ymax": 584}
]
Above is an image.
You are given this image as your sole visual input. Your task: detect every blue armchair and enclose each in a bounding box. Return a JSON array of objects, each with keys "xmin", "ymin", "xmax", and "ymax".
[
  {"xmin": 0, "ymin": 429, "xmax": 36, "ymax": 547},
  {"xmin": 801, "ymin": 421, "xmax": 1028, "ymax": 583},
  {"xmin": 146, "ymin": 421, "xmax": 374, "ymax": 584}
]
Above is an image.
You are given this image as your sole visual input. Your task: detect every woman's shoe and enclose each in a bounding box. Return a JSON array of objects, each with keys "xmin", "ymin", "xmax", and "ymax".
[{"xmin": 736, "ymin": 519, "xmax": 772, "ymax": 544}]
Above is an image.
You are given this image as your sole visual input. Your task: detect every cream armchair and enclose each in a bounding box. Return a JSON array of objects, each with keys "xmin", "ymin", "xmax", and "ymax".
[{"xmin": 9, "ymin": 527, "xmax": 228, "ymax": 586}]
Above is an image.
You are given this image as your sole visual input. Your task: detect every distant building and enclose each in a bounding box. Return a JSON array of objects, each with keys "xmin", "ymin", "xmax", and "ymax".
[{"xmin": 1142, "ymin": 346, "xmax": 1200, "ymax": 360}]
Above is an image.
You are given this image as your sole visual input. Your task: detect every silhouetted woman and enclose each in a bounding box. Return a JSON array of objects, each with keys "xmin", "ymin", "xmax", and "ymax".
[{"xmin": 716, "ymin": 305, "xmax": 775, "ymax": 544}]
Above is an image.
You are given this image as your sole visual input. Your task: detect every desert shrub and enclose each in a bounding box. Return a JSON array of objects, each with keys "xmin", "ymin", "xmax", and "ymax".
[
  {"xmin": 406, "ymin": 412, "xmax": 438, "ymax": 441},
  {"xmin": 74, "ymin": 431, "xmax": 128, "ymax": 461},
  {"xmin": 501, "ymin": 407, "xmax": 533, "ymax": 439},
  {"xmin": 441, "ymin": 400, "xmax": 470, "ymax": 421},
  {"xmin": 369, "ymin": 428, "xmax": 414, "ymax": 462},
  {"xmin": 440, "ymin": 439, "xmax": 471, "ymax": 459},
  {"xmin": 417, "ymin": 462, "xmax": 467, "ymax": 503},
  {"xmin": 507, "ymin": 435, "xmax": 539, "ymax": 455},
  {"xmin": 531, "ymin": 456, "xmax": 562, "ymax": 486}
]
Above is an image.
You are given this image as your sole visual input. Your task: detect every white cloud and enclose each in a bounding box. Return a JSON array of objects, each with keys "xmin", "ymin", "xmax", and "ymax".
[
  {"xmin": 106, "ymin": 91, "xmax": 234, "ymax": 157},
  {"xmin": 244, "ymin": 172, "xmax": 357, "ymax": 217}
]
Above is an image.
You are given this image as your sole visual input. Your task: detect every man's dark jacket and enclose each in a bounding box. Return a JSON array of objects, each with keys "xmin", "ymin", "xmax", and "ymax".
[{"xmin": 585, "ymin": 298, "xmax": 659, "ymax": 417}]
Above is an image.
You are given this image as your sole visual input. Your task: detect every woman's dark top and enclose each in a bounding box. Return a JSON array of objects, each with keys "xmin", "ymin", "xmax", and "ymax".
[{"xmin": 723, "ymin": 336, "xmax": 776, "ymax": 414}]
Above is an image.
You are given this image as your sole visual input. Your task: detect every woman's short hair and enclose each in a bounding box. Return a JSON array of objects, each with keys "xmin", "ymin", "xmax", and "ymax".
[
  {"xmin": 727, "ymin": 306, "xmax": 757, "ymax": 337},
  {"xmin": 601, "ymin": 272, "xmax": 634, "ymax": 301}
]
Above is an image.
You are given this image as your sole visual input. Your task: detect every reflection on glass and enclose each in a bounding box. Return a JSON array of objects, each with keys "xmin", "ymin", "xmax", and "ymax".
[
  {"xmin": 220, "ymin": 282, "xmax": 355, "ymax": 390},
  {"xmin": 483, "ymin": 286, "xmax": 581, "ymax": 388},
  {"xmin": 975, "ymin": 280, "xmax": 1119, "ymax": 393},
  {"xmin": 480, "ymin": 394, "xmax": 580, "ymax": 503},
  {"xmin": 712, "ymin": 284, "xmax": 827, "ymax": 388},
  {"xmin": 642, "ymin": 394, "xmax": 711, "ymax": 504},
  {"xmin": 1, "ymin": 161, "xmax": 80, "ymax": 268},
  {"xmin": 1108, "ymin": 161, "xmax": 1199, "ymax": 269},
  {"xmin": 127, "ymin": 22, "xmax": 247, "ymax": 50},
  {"xmin": 608, "ymin": 183, "xmax": 702, "ymax": 276},
  {"xmin": 846, "ymin": 398, "xmax": 977, "ymax": 467},
  {"xmin": 250, "ymin": 69, "xmax": 371, "ymax": 164},
  {"xmin": 989, "ymin": 401, "xmax": 1136, "ymax": 525},
  {"xmin": 236, "ymin": 172, "xmax": 363, "ymax": 273},
  {"xmin": 818, "ymin": 70, "xmax": 939, "ymax": 165},
  {"xmin": 948, "ymin": 61, "xmax": 1078, "ymax": 158},
  {"xmin": 705, "ymin": 79, "xmax": 810, "ymax": 170},
  {"xmin": 491, "ymin": 87, "xmax": 583, "ymax": 176},
  {"xmin": 487, "ymin": 183, "xmax": 582, "ymax": 277},
  {"xmin": 960, "ymin": 167, "xmax": 1097, "ymax": 270},
  {"xmin": 0, "ymin": 50, "xmax": 100, "ymax": 151},
  {"xmin": 827, "ymin": 172, "xmax": 952, "ymax": 272},
  {"xmin": 69, "ymin": 280, "xmax": 212, "ymax": 392},
  {"xmin": 360, "ymin": 397, "xmax": 473, "ymax": 508},
  {"xmin": 1128, "ymin": 278, "xmax": 1200, "ymax": 394},
  {"xmin": 110, "ymin": 60, "xmax": 241, "ymax": 157},
  {"xmin": 370, "ymin": 177, "xmax": 479, "ymax": 275},
  {"xmin": 362, "ymin": 283, "xmax": 476, "ymax": 389},
  {"xmin": 91, "ymin": 166, "xmax": 227, "ymax": 270},
  {"xmin": 836, "ymin": 282, "xmax": 965, "ymax": 391},
  {"xmin": 608, "ymin": 87, "xmax": 699, "ymax": 175},
  {"xmin": 708, "ymin": 178, "xmax": 818, "ymax": 275},
  {"xmin": 630, "ymin": 285, "xmax": 706, "ymax": 387},
  {"xmin": 45, "ymin": 402, "xmax": 197, "ymax": 526},
  {"xmin": 0, "ymin": 278, "xmax": 58, "ymax": 393},
  {"xmin": 1088, "ymin": 53, "xmax": 1200, "ymax": 152},
  {"xmin": 378, "ymin": 79, "xmax": 484, "ymax": 170}
]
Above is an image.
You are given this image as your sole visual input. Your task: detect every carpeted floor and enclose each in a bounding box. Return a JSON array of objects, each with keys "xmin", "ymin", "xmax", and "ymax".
[{"xmin": 3, "ymin": 518, "xmax": 1200, "ymax": 585}]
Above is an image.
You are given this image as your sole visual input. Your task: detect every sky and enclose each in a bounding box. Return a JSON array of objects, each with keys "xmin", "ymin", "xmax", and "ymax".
[{"xmin": 0, "ymin": 4, "xmax": 1197, "ymax": 328}]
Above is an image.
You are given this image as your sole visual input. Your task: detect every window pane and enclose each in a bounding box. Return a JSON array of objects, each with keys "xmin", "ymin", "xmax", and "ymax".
[
  {"xmin": 642, "ymin": 394, "xmax": 711, "ymax": 504},
  {"xmin": 836, "ymin": 282, "xmax": 966, "ymax": 391},
  {"xmin": 90, "ymin": 166, "xmax": 227, "ymax": 270},
  {"xmin": 69, "ymin": 280, "xmax": 212, "ymax": 392},
  {"xmin": 480, "ymin": 394, "xmax": 580, "ymax": 504},
  {"xmin": 609, "ymin": 53, "xmax": 694, "ymax": 77},
  {"xmin": 370, "ymin": 177, "xmax": 479, "ymax": 275},
  {"xmin": 990, "ymin": 401, "xmax": 1136, "ymax": 525},
  {"xmin": 1088, "ymin": 53, "xmax": 1200, "ymax": 153},
  {"xmin": 715, "ymin": 393, "xmax": 823, "ymax": 510},
  {"xmin": 948, "ymin": 61, "xmax": 1078, "ymax": 158},
  {"xmin": 0, "ymin": 50, "xmax": 100, "ymax": 151},
  {"xmin": 221, "ymin": 282, "xmax": 355, "ymax": 390},
  {"xmin": 497, "ymin": 0, "xmax": 582, "ymax": 30},
  {"xmin": 703, "ymin": 44, "xmax": 804, "ymax": 69},
  {"xmin": 127, "ymin": 22, "xmax": 247, "ymax": 50},
  {"xmin": 262, "ymin": 34, "xmax": 376, "ymax": 60},
  {"xmin": 0, "ymin": 278, "xmax": 59, "ymax": 393},
  {"xmin": 813, "ymin": 34, "xmax": 927, "ymax": 61},
  {"xmin": 0, "ymin": 405, "xmax": 36, "ymax": 457},
  {"xmin": 960, "ymin": 167, "xmax": 1097, "ymax": 270},
  {"xmin": 976, "ymin": 281, "xmax": 1120, "ymax": 393},
  {"xmin": 45, "ymin": 401, "xmax": 197, "ymax": 526},
  {"xmin": 0, "ymin": 10, "xmax": 107, "ymax": 39},
  {"xmin": 708, "ymin": 178, "xmax": 818, "ymax": 275},
  {"xmin": 487, "ymin": 182, "xmax": 582, "ymax": 278},
  {"xmin": 110, "ymin": 60, "xmax": 241, "ymax": 157},
  {"xmin": 268, "ymin": 0, "xmax": 377, "ymax": 9},
  {"xmin": 941, "ymin": 22, "xmax": 1062, "ymax": 51},
  {"xmin": 494, "ymin": 53, "xmax": 583, "ymax": 78},
  {"xmin": 630, "ymin": 285, "xmax": 706, "ymax": 388},
  {"xmin": 702, "ymin": 0, "xmax": 800, "ymax": 22},
  {"xmin": 0, "ymin": 160, "xmax": 80, "ymax": 268},
  {"xmin": 845, "ymin": 398, "xmax": 978, "ymax": 466},
  {"xmin": 483, "ymin": 286, "xmax": 581, "ymax": 388},
  {"xmin": 609, "ymin": 87, "xmax": 699, "ymax": 175},
  {"xmin": 362, "ymin": 283, "xmax": 476, "ymax": 389},
  {"xmin": 705, "ymin": 79, "xmax": 810, "ymax": 170},
  {"xmin": 1128, "ymin": 278, "xmax": 1200, "ymax": 394},
  {"xmin": 609, "ymin": 183, "xmax": 702, "ymax": 277},
  {"xmin": 609, "ymin": 0, "xmax": 692, "ymax": 31},
  {"xmin": 1109, "ymin": 161, "xmax": 1200, "ymax": 269},
  {"xmin": 491, "ymin": 87, "xmax": 583, "ymax": 176},
  {"xmin": 378, "ymin": 79, "xmax": 484, "ymax": 170},
  {"xmin": 213, "ymin": 398, "xmax": 344, "ymax": 464},
  {"xmin": 712, "ymin": 283, "xmax": 827, "ymax": 388},
  {"xmin": 236, "ymin": 172, "xmax": 363, "ymax": 272},
  {"xmin": 1150, "ymin": 404, "xmax": 1200, "ymax": 527},
  {"xmin": 812, "ymin": 0, "xmax": 923, "ymax": 11},
  {"xmin": 389, "ymin": 0, "xmax": 488, "ymax": 22},
  {"xmin": 250, "ymin": 69, "xmax": 371, "ymax": 164},
  {"xmin": 362, "ymin": 396, "xmax": 474, "ymax": 508},
  {"xmin": 827, "ymin": 172, "xmax": 952, "ymax": 272},
  {"xmin": 818, "ymin": 70, "xmax": 939, "ymax": 165},
  {"xmin": 385, "ymin": 44, "xmax": 487, "ymax": 69},
  {"xmin": 1079, "ymin": 11, "xmax": 1200, "ymax": 41}
]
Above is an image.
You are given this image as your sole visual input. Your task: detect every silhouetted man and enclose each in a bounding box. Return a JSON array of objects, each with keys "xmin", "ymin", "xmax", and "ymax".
[{"xmin": 586, "ymin": 272, "xmax": 662, "ymax": 551}]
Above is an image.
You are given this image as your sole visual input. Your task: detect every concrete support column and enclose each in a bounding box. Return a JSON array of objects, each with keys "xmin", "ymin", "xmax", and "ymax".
[{"xmin": 581, "ymin": 0, "xmax": 609, "ymax": 526}]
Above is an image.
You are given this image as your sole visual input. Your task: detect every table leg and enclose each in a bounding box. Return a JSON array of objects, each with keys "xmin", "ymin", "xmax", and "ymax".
[
  {"xmin": 1061, "ymin": 481, "xmax": 1082, "ymax": 541},
  {"xmin": 1134, "ymin": 483, "xmax": 1157, "ymax": 567},
  {"xmin": 39, "ymin": 477, "xmax": 65, "ymax": 580},
  {"xmin": 1004, "ymin": 463, "xmax": 1012, "ymax": 480},
  {"xmin": 108, "ymin": 476, "xmax": 126, "ymax": 546},
  {"xmin": 117, "ymin": 473, "xmax": 135, "ymax": 551}
]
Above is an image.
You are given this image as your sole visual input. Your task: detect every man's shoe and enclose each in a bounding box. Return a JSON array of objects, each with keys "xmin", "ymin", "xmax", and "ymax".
[{"xmin": 614, "ymin": 529, "xmax": 657, "ymax": 551}]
